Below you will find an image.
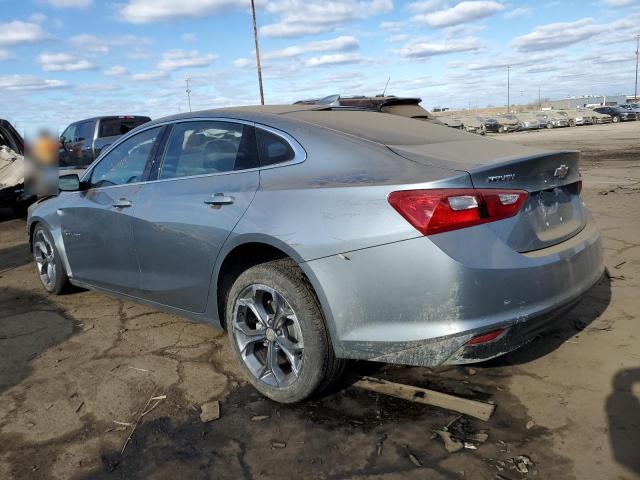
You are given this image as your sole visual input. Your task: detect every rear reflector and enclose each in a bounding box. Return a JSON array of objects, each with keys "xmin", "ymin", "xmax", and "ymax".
[
  {"xmin": 466, "ymin": 328, "xmax": 506, "ymax": 345},
  {"xmin": 388, "ymin": 188, "xmax": 528, "ymax": 235}
]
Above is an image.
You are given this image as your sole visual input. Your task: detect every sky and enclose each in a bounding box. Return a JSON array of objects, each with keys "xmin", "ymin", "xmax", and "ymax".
[{"xmin": 1, "ymin": 0, "xmax": 639, "ymax": 136}]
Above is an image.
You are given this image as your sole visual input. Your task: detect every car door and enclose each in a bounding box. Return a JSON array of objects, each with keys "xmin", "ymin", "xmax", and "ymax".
[
  {"xmin": 60, "ymin": 126, "xmax": 163, "ymax": 293},
  {"xmin": 132, "ymin": 119, "xmax": 260, "ymax": 312}
]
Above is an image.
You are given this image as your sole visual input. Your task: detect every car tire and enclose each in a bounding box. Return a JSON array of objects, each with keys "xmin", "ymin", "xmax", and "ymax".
[
  {"xmin": 546, "ymin": 122, "xmax": 554, "ymax": 129},
  {"xmin": 612, "ymin": 116, "xmax": 620, "ymax": 123},
  {"xmin": 226, "ymin": 259, "xmax": 344, "ymax": 403},
  {"xmin": 569, "ymin": 119, "xmax": 576, "ymax": 127},
  {"xmin": 32, "ymin": 224, "xmax": 70, "ymax": 295}
]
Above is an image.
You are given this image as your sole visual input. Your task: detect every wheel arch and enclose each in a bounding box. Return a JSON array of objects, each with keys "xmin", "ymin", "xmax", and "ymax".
[{"xmin": 211, "ymin": 234, "xmax": 340, "ymax": 353}]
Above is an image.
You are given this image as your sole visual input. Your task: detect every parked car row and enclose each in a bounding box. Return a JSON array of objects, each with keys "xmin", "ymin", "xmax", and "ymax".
[{"xmin": 438, "ymin": 106, "xmax": 637, "ymax": 134}]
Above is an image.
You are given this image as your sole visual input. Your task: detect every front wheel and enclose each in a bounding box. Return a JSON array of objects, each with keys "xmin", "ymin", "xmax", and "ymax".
[
  {"xmin": 32, "ymin": 224, "xmax": 70, "ymax": 294},
  {"xmin": 612, "ymin": 116, "xmax": 620, "ymax": 123},
  {"xmin": 226, "ymin": 259, "xmax": 344, "ymax": 403},
  {"xmin": 546, "ymin": 122, "xmax": 554, "ymax": 129}
]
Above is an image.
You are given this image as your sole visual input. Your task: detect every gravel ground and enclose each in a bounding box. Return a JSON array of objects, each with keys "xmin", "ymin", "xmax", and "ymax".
[{"xmin": 0, "ymin": 122, "xmax": 638, "ymax": 480}]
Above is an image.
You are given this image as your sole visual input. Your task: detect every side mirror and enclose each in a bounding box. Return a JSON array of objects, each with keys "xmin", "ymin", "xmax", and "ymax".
[{"xmin": 59, "ymin": 173, "xmax": 81, "ymax": 192}]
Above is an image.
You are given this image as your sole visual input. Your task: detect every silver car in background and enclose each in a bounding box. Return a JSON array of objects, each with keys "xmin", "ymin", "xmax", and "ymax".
[
  {"xmin": 28, "ymin": 105, "xmax": 604, "ymax": 402},
  {"xmin": 515, "ymin": 112, "xmax": 541, "ymax": 130}
]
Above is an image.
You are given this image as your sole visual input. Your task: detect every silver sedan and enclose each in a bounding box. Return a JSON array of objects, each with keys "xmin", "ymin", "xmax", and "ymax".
[{"xmin": 28, "ymin": 105, "xmax": 604, "ymax": 402}]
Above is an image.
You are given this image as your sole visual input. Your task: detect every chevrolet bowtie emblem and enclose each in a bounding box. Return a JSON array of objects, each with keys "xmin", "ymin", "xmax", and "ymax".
[{"xmin": 554, "ymin": 164, "xmax": 569, "ymax": 179}]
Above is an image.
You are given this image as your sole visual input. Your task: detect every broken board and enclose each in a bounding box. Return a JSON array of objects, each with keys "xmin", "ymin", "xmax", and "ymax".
[{"xmin": 351, "ymin": 375, "xmax": 495, "ymax": 421}]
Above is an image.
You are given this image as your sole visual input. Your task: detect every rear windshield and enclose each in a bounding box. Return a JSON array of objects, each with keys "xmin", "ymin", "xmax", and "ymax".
[
  {"xmin": 98, "ymin": 117, "xmax": 150, "ymax": 138},
  {"xmin": 285, "ymin": 110, "xmax": 469, "ymax": 146}
]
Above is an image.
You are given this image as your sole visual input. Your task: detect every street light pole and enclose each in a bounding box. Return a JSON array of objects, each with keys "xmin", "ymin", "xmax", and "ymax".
[
  {"xmin": 185, "ymin": 77, "xmax": 192, "ymax": 112},
  {"xmin": 635, "ymin": 34, "xmax": 639, "ymax": 101},
  {"xmin": 507, "ymin": 65, "xmax": 511, "ymax": 113},
  {"xmin": 250, "ymin": 0, "xmax": 265, "ymax": 105}
]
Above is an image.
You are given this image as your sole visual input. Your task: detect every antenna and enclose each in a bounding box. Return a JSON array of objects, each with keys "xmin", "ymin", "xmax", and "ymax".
[
  {"xmin": 185, "ymin": 78, "xmax": 192, "ymax": 112},
  {"xmin": 382, "ymin": 76, "xmax": 391, "ymax": 97}
]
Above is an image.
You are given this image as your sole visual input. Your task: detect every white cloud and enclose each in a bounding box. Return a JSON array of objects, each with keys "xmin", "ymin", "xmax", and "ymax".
[
  {"xmin": 265, "ymin": 36, "xmax": 359, "ymax": 60},
  {"xmin": 129, "ymin": 71, "xmax": 168, "ymax": 81},
  {"xmin": 69, "ymin": 34, "xmax": 152, "ymax": 53},
  {"xmin": 0, "ymin": 74, "xmax": 69, "ymax": 91},
  {"xmin": 398, "ymin": 37, "xmax": 481, "ymax": 57},
  {"xmin": 104, "ymin": 65, "xmax": 128, "ymax": 76},
  {"xmin": 509, "ymin": 18, "xmax": 610, "ymax": 52},
  {"xmin": 28, "ymin": 13, "xmax": 47, "ymax": 23},
  {"xmin": 37, "ymin": 53, "xmax": 96, "ymax": 72},
  {"xmin": 503, "ymin": 6, "xmax": 532, "ymax": 18},
  {"xmin": 412, "ymin": 1, "xmax": 505, "ymax": 27},
  {"xmin": 0, "ymin": 50, "xmax": 9, "ymax": 61},
  {"xmin": 119, "ymin": 0, "xmax": 245, "ymax": 24},
  {"xmin": 305, "ymin": 53, "xmax": 365, "ymax": 67},
  {"xmin": 407, "ymin": 0, "xmax": 450, "ymax": 13},
  {"xmin": 379, "ymin": 20, "xmax": 408, "ymax": 32},
  {"xmin": 46, "ymin": 0, "xmax": 92, "ymax": 7},
  {"xmin": 260, "ymin": 0, "xmax": 393, "ymax": 38},
  {"xmin": 182, "ymin": 33, "xmax": 197, "ymax": 42},
  {"xmin": 233, "ymin": 57, "xmax": 253, "ymax": 68},
  {"xmin": 156, "ymin": 49, "xmax": 219, "ymax": 71},
  {"xmin": 602, "ymin": 0, "xmax": 637, "ymax": 7},
  {"xmin": 0, "ymin": 21, "xmax": 49, "ymax": 47}
]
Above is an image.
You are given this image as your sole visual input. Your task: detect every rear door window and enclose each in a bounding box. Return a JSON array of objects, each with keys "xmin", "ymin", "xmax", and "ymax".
[
  {"xmin": 256, "ymin": 128, "xmax": 295, "ymax": 166},
  {"xmin": 159, "ymin": 121, "xmax": 259, "ymax": 179},
  {"xmin": 98, "ymin": 117, "xmax": 150, "ymax": 138}
]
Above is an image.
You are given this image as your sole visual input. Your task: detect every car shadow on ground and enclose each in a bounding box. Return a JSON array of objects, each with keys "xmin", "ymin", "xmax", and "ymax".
[
  {"xmin": 0, "ymin": 243, "xmax": 32, "ymax": 274},
  {"xmin": 0, "ymin": 287, "xmax": 76, "ymax": 395},
  {"xmin": 483, "ymin": 273, "xmax": 612, "ymax": 367},
  {"xmin": 0, "ymin": 207, "xmax": 25, "ymax": 222},
  {"xmin": 606, "ymin": 368, "xmax": 640, "ymax": 475}
]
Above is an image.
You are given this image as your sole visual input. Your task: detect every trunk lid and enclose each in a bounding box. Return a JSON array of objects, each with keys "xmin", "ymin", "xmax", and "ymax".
[{"xmin": 388, "ymin": 140, "xmax": 586, "ymax": 252}]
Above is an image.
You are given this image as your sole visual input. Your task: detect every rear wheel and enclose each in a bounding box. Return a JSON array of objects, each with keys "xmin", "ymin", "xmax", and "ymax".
[
  {"xmin": 569, "ymin": 119, "xmax": 576, "ymax": 127},
  {"xmin": 546, "ymin": 122, "xmax": 554, "ymax": 129},
  {"xmin": 612, "ymin": 116, "xmax": 620, "ymax": 123},
  {"xmin": 226, "ymin": 259, "xmax": 344, "ymax": 403},
  {"xmin": 32, "ymin": 224, "xmax": 70, "ymax": 294}
]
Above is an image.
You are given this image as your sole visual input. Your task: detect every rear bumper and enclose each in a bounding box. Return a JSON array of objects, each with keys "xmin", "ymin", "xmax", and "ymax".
[{"xmin": 304, "ymin": 218, "xmax": 604, "ymax": 366}]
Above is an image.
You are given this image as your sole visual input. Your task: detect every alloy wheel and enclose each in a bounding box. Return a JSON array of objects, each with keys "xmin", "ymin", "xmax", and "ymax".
[
  {"xmin": 33, "ymin": 230, "xmax": 56, "ymax": 290},
  {"xmin": 232, "ymin": 284, "xmax": 304, "ymax": 388}
]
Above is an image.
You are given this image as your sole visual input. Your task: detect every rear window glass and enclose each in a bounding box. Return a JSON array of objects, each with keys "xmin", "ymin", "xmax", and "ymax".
[
  {"xmin": 98, "ymin": 117, "xmax": 149, "ymax": 138},
  {"xmin": 256, "ymin": 128, "xmax": 295, "ymax": 166},
  {"xmin": 286, "ymin": 110, "xmax": 471, "ymax": 146}
]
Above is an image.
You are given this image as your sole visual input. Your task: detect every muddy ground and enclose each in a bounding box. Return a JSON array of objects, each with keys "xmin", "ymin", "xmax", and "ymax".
[{"xmin": 1, "ymin": 122, "xmax": 639, "ymax": 480}]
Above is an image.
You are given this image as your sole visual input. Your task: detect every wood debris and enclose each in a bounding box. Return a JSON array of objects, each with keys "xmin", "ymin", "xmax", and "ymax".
[{"xmin": 351, "ymin": 375, "xmax": 496, "ymax": 421}]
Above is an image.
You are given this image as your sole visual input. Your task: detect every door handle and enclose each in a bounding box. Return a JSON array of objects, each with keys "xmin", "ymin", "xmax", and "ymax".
[
  {"xmin": 204, "ymin": 194, "xmax": 234, "ymax": 206},
  {"xmin": 112, "ymin": 198, "xmax": 132, "ymax": 208}
]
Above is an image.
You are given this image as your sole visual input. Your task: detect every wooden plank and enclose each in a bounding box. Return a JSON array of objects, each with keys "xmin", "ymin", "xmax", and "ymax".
[{"xmin": 350, "ymin": 375, "xmax": 495, "ymax": 421}]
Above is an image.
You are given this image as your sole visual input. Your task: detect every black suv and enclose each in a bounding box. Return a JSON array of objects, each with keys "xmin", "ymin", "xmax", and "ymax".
[
  {"xmin": 593, "ymin": 106, "xmax": 637, "ymax": 123},
  {"xmin": 59, "ymin": 115, "xmax": 151, "ymax": 168}
]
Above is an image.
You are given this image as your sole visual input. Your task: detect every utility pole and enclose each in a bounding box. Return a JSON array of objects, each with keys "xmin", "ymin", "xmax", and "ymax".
[
  {"xmin": 507, "ymin": 65, "xmax": 511, "ymax": 113},
  {"xmin": 185, "ymin": 78, "xmax": 192, "ymax": 112},
  {"xmin": 538, "ymin": 86, "xmax": 541, "ymax": 109},
  {"xmin": 250, "ymin": 0, "xmax": 265, "ymax": 105},
  {"xmin": 635, "ymin": 34, "xmax": 639, "ymax": 101}
]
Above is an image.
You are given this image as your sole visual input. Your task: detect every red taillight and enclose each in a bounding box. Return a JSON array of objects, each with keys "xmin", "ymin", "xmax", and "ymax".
[
  {"xmin": 577, "ymin": 179, "xmax": 582, "ymax": 194},
  {"xmin": 466, "ymin": 327, "xmax": 506, "ymax": 345},
  {"xmin": 388, "ymin": 188, "xmax": 528, "ymax": 236}
]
